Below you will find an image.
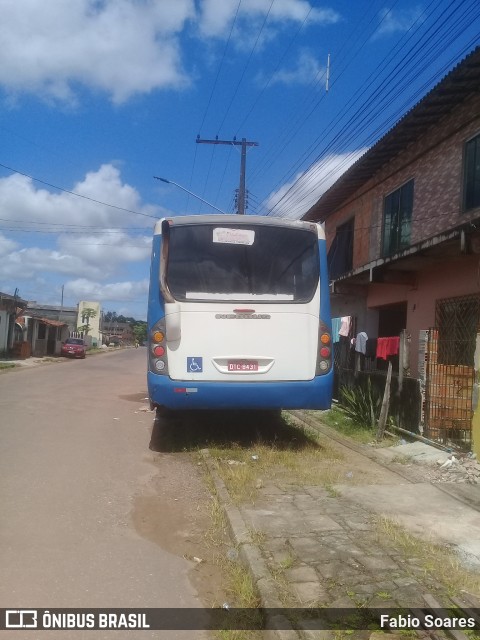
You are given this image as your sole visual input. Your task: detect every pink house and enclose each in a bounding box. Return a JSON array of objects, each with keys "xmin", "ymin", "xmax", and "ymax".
[{"xmin": 303, "ymin": 47, "xmax": 480, "ymax": 449}]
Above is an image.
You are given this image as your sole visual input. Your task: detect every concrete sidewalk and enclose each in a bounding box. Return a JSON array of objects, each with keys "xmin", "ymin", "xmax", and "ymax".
[
  {"xmin": 0, "ymin": 346, "xmax": 126, "ymax": 370},
  {"xmin": 203, "ymin": 427, "xmax": 480, "ymax": 638},
  {"xmin": 0, "ymin": 356, "xmax": 64, "ymax": 369}
]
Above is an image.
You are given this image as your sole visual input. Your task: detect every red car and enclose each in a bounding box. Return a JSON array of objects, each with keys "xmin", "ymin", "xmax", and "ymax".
[{"xmin": 61, "ymin": 338, "xmax": 87, "ymax": 359}]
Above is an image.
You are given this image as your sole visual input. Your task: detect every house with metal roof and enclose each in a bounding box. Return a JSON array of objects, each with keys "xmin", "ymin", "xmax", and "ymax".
[
  {"xmin": 302, "ymin": 46, "xmax": 480, "ymax": 451},
  {"xmin": 0, "ymin": 291, "xmax": 28, "ymax": 356},
  {"xmin": 22, "ymin": 303, "xmax": 77, "ymax": 357}
]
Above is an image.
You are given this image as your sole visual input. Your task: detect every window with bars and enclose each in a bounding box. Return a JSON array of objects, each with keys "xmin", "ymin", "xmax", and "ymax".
[
  {"xmin": 382, "ymin": 179, "xmax": 414, "ymax": 257},
  {"xmin": 464, "ymin": 133, "xmax": 480, "ymax": 212},
  {"xmin": 436, "ymin": 294, "xmax": 480, "ymax": 366}
]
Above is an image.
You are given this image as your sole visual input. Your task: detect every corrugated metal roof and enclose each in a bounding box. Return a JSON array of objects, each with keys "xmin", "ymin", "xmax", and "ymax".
[
  {"xmin": 303, "ymin": 46, "xmax": 480, "ymax": 222},
  {"xmin": 38, "ymin": 318, "xmax": 67, "ymax": 327},
  {"xmin": 0, "ymin": 292, "xmax": 28, "ymax": 306}
]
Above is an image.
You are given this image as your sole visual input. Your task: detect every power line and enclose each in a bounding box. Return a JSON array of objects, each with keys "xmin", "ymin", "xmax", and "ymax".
[
  {"xmin": 272, "ymin": 34, "xmax": 479, "ymax": 218},
  {"xmin": 266, "ymin": 1, "xmax": 480, "ymax": 218},
  {"xmin": 263, "ymin": 0, "xmax": 474, "ymax": 215},
  {"xmin": 248, "ymin": 0, "xmax": 398, "ymax": 186},
  {"xmin": 0, "ymin": 226, "xmax": 150, "ymax": 235},
  {"xmin": 197, "ymin": 0, "xmax": 243, "ymax": 135},
  {"xmin": 188, "ymin": 1, "xmax": 243, "ymax": 212},
  {"xmin": 216, "ymin": 0, "xmax": 276, "ymax": 136},
  {"xmin": 0, "ymin": 216, "xmax": 147, "ymax": 230},
  {"xmin": 233, "ymin": 2, "xmax": 315, "ymax": 137},
  {"xmin": 261, "ymin": 0, "xmax": 441, "ymax": 210},
  {"xmin": 0, "ymin": 162, "xmax": 158, "ymax": 219}
]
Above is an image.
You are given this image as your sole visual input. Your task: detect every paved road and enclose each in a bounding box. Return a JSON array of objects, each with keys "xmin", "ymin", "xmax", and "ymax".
[{"xmin": 0, "ymin": 349, "xmax": 211, "ymax": 639}]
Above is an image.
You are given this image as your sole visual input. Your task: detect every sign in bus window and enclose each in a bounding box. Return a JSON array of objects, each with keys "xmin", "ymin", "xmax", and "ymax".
[{"xmin": 213, "ymin": 227, "xmax": 255, "ymax": 245}]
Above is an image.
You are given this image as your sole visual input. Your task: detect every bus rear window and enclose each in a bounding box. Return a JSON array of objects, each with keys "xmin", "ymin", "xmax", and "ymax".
[{"xmin": 165, "ymin": 224, "xmax": 319, "ymax": 303}]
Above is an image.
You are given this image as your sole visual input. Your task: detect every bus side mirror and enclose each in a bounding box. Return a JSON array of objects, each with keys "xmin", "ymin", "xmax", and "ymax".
[{"xmin": 165, "ymin": 302, "xmax": 181, "ymax": 342}]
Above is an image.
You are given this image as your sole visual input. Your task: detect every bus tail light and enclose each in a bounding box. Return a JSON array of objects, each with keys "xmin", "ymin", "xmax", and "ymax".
[
  {"xmin": 316, "ymin": 321, "xmax": 332, "ymax": 375},
  {"xmin": 149, "ymin": 318, "xmax": 169, "ymax": 376}
]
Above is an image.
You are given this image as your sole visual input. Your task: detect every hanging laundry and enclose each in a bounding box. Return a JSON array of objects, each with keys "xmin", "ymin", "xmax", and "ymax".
[
  {"xmin": 355, "ymin": 332, "xmax": 368, "ymax": 355},
  {"xmin": 339, "ymin": 316, "xmax": 351, "ymax": 337},
  {"xmin": 331, "ymin": 317, "xmax": 342, "ymax": 343},
  {"xmin": 376, "ymin": 336, "xmax": 400, "ymax": 360}
]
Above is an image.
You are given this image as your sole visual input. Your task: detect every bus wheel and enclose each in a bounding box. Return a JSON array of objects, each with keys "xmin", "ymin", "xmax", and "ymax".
[{"xmin": 150, "ymin": 407, "xmax": 170, "ymax": 452}]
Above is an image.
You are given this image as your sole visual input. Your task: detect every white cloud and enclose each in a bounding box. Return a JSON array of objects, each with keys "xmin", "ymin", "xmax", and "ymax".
[
  {"xmin": 198, "ymin": 0, "xmax": 340, "ymax": 39},
  {"xmin": 262, "ymin": 50, "xmax": 325, "ymax": 87},
  {"xmin": 0, "ymin": 164, "xmax": 159, "ymax": 228},
  {"xmin": 0, "ymin": 0, "xmax": 340, "ymax": 102},
  {"xmin": 0, "ymin": 232, "xmax": 18, "ymax": 257},
  {"xmin": 57, "ymin": 232, "xmax": 151, "ymax": 267},
  {"xmin": 0, "ymin": 165, "xmax": 156, "ymax": 292},
  {"xmin": 65, "ymin": 277, "xmax": 149, "ymax": 303},
  {"xmin": 266, "ymin": 149, "xmax": 367, "ymax": 219},
  {"xmin": 375, "ymin": 6, "xmax": 425, "ymax": 38},
  {"xmin": 0, "ymin": 0, "xmax": 195, "ymax": 103},
  {"xmin": 1, "ymin": 246, "xmax": 106, "ymax": 280}
]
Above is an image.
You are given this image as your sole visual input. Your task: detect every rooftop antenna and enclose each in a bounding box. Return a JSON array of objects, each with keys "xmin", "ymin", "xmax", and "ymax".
[{"xmin": 326, "ymin": 53, "xmax": 330, "ymax": 92}]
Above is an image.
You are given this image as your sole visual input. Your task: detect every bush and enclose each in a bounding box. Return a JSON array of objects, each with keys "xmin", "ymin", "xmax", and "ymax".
[{"xmin": 339, "ymin": 379, "xmax": 381, "ymax": 429}]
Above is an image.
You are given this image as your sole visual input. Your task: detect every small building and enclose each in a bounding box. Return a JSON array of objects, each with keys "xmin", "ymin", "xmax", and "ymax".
[
  {"xmin": 77, "ymin": 301, "xmax": 101, "ymax": 347},
  {"xmin": 23, "ymin": 303, "xmax": 77, "ymax": 357},
  {"xmin": 0, "ymin": 291, "xmax": 28, "ymax": 356},
  {"xmin": 101, "ymin": 321, "xmax": 134, "ymax": 345}
]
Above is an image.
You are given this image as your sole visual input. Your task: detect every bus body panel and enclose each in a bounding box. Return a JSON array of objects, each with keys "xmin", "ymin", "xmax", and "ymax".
[
  {"xmin": 164, "ymin": 293, "xmax": 319, "ymax": 382},
  {"xmin": 147, "ymin": 215, "xmax": 332, "ymax": 411},
  {"xmin": 147, "ymin": 370, "xmax": 333, "ymax": 410}
]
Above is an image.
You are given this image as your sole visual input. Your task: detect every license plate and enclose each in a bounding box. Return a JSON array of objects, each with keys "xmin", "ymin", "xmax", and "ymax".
[{"xmin": 228, "ymin": 360, "xmax": 258, "ymax": 371}]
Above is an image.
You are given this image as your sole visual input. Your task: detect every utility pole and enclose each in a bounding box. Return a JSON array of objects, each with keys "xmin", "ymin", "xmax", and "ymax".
[{"xmin": 196, "ymin": 136, "xmax": 259, "ymax": 214}]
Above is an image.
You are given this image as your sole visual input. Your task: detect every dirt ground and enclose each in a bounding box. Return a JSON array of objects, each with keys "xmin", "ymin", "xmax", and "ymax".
[{"xmin": 132, "ymin": 450, "xmax": 230, "ymax": 608}]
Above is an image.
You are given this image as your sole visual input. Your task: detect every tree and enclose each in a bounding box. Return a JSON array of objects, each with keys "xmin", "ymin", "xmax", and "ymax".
[
  {"xmin": 104, "ymin": 311, "xmax": 117, "ymax": 323},
  {"xmin": 78, "ymin": 307, "xmax": 97, "ymax": 335},
  {"xmin": 133, "ymin": 323, "xmax": 147, "ymax": 344}
]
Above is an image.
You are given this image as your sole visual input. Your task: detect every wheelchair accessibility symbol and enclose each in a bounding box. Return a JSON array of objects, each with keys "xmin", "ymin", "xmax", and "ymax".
[{"xmin": 187, "ymin": 357, "xmax": 203, "ymax": 373}]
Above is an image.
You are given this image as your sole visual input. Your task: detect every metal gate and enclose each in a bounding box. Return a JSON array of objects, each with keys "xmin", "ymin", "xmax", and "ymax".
[{"xmin": 424, "ymin": 294, "xmax": 480, "ymax": 447}]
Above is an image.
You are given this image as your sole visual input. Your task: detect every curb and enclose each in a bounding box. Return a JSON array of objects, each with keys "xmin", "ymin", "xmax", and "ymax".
[{"xmin": 200, "ymin": 449, "xmax": 299, "ymax": 639}]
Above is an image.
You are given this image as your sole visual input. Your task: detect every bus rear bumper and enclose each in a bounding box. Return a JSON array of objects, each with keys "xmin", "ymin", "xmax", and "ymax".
[{"xmin": 147, "ymin": 371, "xmax": 333, "ymax": 411}]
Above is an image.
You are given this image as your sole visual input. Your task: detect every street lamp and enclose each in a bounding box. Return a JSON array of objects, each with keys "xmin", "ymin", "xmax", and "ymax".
[{"xmin": 154, "ymin": 176, "xmax": 227, "ymax": 215}]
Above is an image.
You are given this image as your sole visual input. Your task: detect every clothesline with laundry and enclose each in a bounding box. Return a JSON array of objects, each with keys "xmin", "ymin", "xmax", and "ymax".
[{"xmin": 331, "ymin": 317, "xmax": 401, "ymax": 360}]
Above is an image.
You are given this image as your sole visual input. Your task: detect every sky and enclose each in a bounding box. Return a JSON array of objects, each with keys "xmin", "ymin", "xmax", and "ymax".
[{"xmin": 0, "ymin": 0, "xmax": 478, "ymax": 320}]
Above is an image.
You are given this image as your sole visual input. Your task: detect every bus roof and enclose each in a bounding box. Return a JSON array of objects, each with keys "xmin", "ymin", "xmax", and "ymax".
[{"xmin": 153, "ymin": 215, "xmax": 324, "ymax": 238}]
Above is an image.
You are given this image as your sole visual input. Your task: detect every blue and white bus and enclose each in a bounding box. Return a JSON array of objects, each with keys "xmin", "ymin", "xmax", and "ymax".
[{"xmin": 147, "ymin": 215, "xmax": 332, "ymax": 412}]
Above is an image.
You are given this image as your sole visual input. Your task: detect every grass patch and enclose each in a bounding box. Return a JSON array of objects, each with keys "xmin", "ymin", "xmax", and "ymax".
[
  {"xmin": 374, "ymin": 516, "xmax": 480, "ymax": 599},
  {"xmin": 197, "ymin": 458, "xmax": 263, "ymax": 640},
  {"xmin": 310, "ymin": 406, "xmax": 377, "ymax": 444},
  {"xmin": 0, "ymin": 362, "xmax": 16, "ymax": 370},
  {"xmin": 208, "ymin": 435, "xmax": 344, "ymax": 505},
  {"xmin": 268, "ymin": 564, "xmax": 296, "ymax": 607},
  {"xmin": 247, "ymin": 527, "xmax": 267, "ymax": 546},
  {"xmin": 278, "ymin": 551, "xmax": 296, "ymax": 571},
  {"xmin": 152, "ymin": 410, "xmax": 347, "ymax": 504}
]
